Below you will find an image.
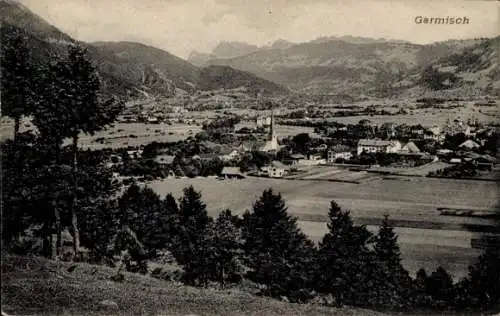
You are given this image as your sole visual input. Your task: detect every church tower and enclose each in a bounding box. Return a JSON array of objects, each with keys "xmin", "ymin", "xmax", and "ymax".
[{"xmin": 269, "ymin": 104, "xmax": 276, "ymax": 141}]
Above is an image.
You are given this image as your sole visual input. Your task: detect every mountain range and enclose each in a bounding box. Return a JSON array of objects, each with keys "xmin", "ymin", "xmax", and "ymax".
[
  {"xmin": 1, "ymin": 0, "xmax": 498, "ymax": 101},
  {"xmin": 0, "ymin": 0, "xmax": 286, "ymax": 100},
  {"xmin": 192, "ymin": 36, "xmax": 499, "ymax": 98}
]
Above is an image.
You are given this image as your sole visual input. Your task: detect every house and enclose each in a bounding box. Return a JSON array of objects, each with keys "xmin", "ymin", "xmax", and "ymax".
[
  {"xmin": 127, "ymin": 149, "xmax": 143, "ymax": 160},
  {"xmin": 192, "ymin": 153, "xmax": 218, "ymax": 161},
  {"xmin": 154, "ymin": 154, "xmax": 175, "ymax": 167},
  {"xmin": 327, "ymin": 144, "xmax": 354, "ymax": 163},
  {"xmin": 443, "ymin": 120, "xmax": 471, "ymax": 136},
  {"xmin": 459, "ymin": 140, "xmax": 481, "ymax": 150},
  {"xmin": 147, "ymin": 116, "xmax": 159, "ymax": 124},
  {"xmin": 410, "ymin": 125, "xmax": 425, "ymax": 137},
  {"xmin": 424, "ymin": 126, "xmax": 444, "ymax": 142},
  {"xmin": 256, "ymin": 116, "xmax": 271, "ymax": 127},
  {"xmin": 357, "ymin": 139, "xmax": 402, "ymax": 155},
  {"xmin": 289, "ymin": 154, "xmax": 305, "ymax": 165},
  {"xmin": 473, "ymin": 154, "xmax": 499, "ymax": 170},
  {"xmin": 437, "ymin": 149, "xmax": 453, "ymax": 156},
  {"xmin": 298, "ymin": 154, "xmax": 326, "ymax": 166},
  {"xmin": 262, "ymin": 161, "xmax": 287, "ymax": 178},
  {"xmin": 105, "ymin": 154, "xmax": 123, "ymax": 168},
  {"xmin": 380, "ymin": 122, "xmax": 397, "ymax": 138},
  {"xmin": 327, "ymin": 150, "xmax": 353, "ymax": 163},
  {"xmin": 219, "ymin": 149, "xmax": 241, "ymax": 162},
  {"xmin": 219, "ymin": 167, "xmax": 246, "ymax": 179},
  {"xmin": 400, "ymin": 141, "xmax": 421, "ymax": 154}
]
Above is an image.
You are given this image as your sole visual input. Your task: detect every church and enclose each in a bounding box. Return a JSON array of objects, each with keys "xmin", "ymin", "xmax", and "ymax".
[{"xmin": 259, "ymin": 108, "xmax": 279, "ymax": 152}]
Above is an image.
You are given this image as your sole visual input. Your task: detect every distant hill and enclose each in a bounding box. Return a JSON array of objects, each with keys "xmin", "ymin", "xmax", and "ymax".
[
  {"xmin": 196, "ymin": 36, "xmax": 497, "ymax": 97},
  {"xmin": 197, "ymin": 65, "xmax": 288, "ymax": 95},
  {"xmin": 91, "ymin": 41, "xmax": 200, "ymax": 94},
  {"xmin": 211, "ymin": 41, "xmax": 260, "ymax": 59},
  {"xmin": 0, "ymin": 0, "xmax": 73, "ymax": 44},
  {"xmin": 0, "ymin": 0, "xmax": 288, "ymax": 100}
]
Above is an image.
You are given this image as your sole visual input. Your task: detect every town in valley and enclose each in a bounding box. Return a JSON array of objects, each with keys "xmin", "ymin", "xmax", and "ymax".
[{"xmin": 1, "ymin": 0, "xmax": 499, "ymax": 315}]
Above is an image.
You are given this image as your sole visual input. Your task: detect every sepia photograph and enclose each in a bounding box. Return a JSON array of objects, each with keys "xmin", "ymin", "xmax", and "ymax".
[{"xmin": 1, "ymin": 0, "xmax": 499, "ymax": 315}]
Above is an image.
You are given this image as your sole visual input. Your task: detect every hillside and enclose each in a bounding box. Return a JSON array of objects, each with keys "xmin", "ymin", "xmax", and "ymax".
[
  {"xmin": 197, "ymin": 65, "xmax": 288, "ymax": 94},
  {"xmin": 91, "ymin": 41, "xmax": 201, "ymax": 94},
  {"xmin": 1, "ymin": 254, "xmax": 382, "ymax": 316},
  {"xmin": 0, "ymin": 0, "xmax": 287, "ymax": 100},
  {"xmin": 199, "ymin": 37, "xmax": 497, "ymax": 97}
]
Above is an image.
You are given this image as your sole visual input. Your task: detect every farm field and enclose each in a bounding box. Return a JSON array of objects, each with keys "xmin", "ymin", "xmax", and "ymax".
[
  {"xmin": 71, "ymin": 123, "xmax": 202, "ymax": 149},
  {"xmin": 316, "ymin": 105, "xmax": 497, "ymax": 127},
  {"xmin": 146, "ymin": 176, "xmax": 498, "ymax": 280},
  {"xmin": 0, "ymin": 119, "xmax": 201, "ymax": 149},
  {"xmin": 236, "ymin": 122, "xmax": 318, "ymax": 138},
  {"xmin": 366, "ymin": 162, "xmax": 454, "ymax": 176}
]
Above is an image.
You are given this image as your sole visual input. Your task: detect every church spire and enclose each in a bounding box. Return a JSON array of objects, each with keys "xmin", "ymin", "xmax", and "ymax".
[{"xmin": 269, "ymin": 102, "xmax": 275, "ymax": 141}]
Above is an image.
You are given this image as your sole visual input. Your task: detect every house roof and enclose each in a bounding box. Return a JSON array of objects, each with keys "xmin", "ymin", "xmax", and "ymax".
[
  {"xmin": 290, "ymin": 154, "xmax": 305, "ymax": 159},
  {"xmin": 270, "ymin": 161, "xmax": 287, "ymax": 169},
  {"xmin": 328, "ymin": 144, "xmax": 352, "ymax": 153},
  {"xmin": 358, "ymin": 139, "xmax": 399, "ymax": 147},
  {"xmin": 459, "ymin": 140, "xmax": 480, "ymax": 149},
  {"xmin": 478, "ymin": 154, "xmax": 499, "ymax": 163},
  {"xmin": 402, "ymin": 142, "xmax": 420, "ymax": 153}
]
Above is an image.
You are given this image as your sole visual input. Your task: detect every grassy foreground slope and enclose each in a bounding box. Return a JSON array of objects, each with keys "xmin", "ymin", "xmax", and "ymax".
[{"xmin": 1, "ymin": 255, "xmax": 382, "ymax": 316}]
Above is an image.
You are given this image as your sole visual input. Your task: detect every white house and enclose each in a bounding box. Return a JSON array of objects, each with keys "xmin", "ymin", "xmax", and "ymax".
[
  {"xmin": 127, "ymin": 149, "xmax": 143, "ymax": 160},
  {"xmin": 219, "ymin": 149, "xmax": 241, "ymax": 162},
  {"xmin": 327, "ymin": 151, "xmax": 353, "ymax": 163},
  {"xmin": 262, "ymin": 161, "xmax": 287, "ymax": 178},
  {"xmin": 256, "ymin": 116, "xmax": 272, "ymax": 127},
  {"xmin": 400, "ymin": 141, "xmax": 421, "ymax": 154},
  {"xmin": 298, "ymin": 154, "xmax": 326, "ymax": 166},
  {"xmin": 357, "ymin": 139, "xmax": 402, "ymax": 155}
]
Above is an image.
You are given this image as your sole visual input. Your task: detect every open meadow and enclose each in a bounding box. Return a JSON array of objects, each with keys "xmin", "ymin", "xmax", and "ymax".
[
  {"xmin": 146, "ymin": 176, "xmax": 499, "ymax": 279},
  {"xmin": 0, "ymin": 119, "xmax": 202, "ymax": 149},
  {"xmin": 312, "ymin": 101, "xmax": 498, "ymax": 127}
]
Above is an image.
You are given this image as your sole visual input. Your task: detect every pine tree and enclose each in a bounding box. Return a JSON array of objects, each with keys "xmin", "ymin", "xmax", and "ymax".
[
  {"xmin": 0, "ymin": 25, "xmax": 37, "ymax": 144},
  {"xmin": 212, "ymin": 210, "xmax": 243, "ymax": 286},
  {"xmin": 242, "ymin": 188, "xmax": 316, "ymax": 302},
  {"xmin": 173, "ymin": 186, "xmax": 212, "ymax": 265},
  {"xmin": 315, "ymin": 201, "xmax": 375, "ymax": 307},
  {"xmin": 427, "ymin": 266, "xmax": 456, "ymax": 309},
  {"xmin": 118, "ymin": 184, "xmax": 165, "ymax": 258},
  {"xmin": 32, "ymin": 45, "xmax": 123, "ymax": 258},
  {"xmin": 413, "ymin": 268, "xmax": 431, "ymax": 308},
  {"xmin": 463, "ymin": 213, "xmax": 500, "ymax": 311},
  {"xmin": 182, "ymin": 210, "xmax": 243, "ymax": 287},
  {"xmin": 372, "ymin": 214, "xmax": 413, "ymax": 309}
]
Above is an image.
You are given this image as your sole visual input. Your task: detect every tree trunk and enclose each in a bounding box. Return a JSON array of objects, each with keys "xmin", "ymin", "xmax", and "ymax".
[
  {"xmin": 41, "ymin": 221, "xmax": 52, "ymax": 258},
  {"xmin": 54, "ymin": 207, "xmax": 61, "ymax": 258},
  {"xmin": 71, "ymin": 134, "xmax": 80, "ymax": 258}
]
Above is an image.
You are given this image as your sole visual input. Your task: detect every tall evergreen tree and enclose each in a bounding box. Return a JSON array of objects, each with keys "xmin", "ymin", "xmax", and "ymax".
[
  {"xmin": 427, "ymin": 266, "xmax": 456, "ymax": 309},
  {"xmin": 242, "ymin": 188, "xmax": 316, "ymax": 302},
  {"xmin": 462, "ymin": 213, "xmax": 500, "ymax": 311},
  {"xmin": 0, "ymin": 25, "xmax": 36, "ymax": 144},
  {"xmin": 372, "ymin": 214, "xmax": 413, "ymax": 309},
  {"xmin": 33, "ymin": 45, "xmax": 123, "ymax": 257},
  {"xmin": 183, "ymin": 210, "xmax": 243, "ymax": 287},
  {"xmin": 173, "ymin": 186, "xmax": 212, "ymax": 265},
  {"xmin": 117, "ymin": 184, "xmax": 176, "ymax": 258},
  {"xmin": 315, "ymin": 201, "xmax": 375, "ymax": 307}
]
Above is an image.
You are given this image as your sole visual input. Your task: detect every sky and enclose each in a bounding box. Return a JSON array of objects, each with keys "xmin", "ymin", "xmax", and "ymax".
[{"xmin": 19, "ymin": 0, "xmax": 499, "ymax": 59}]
